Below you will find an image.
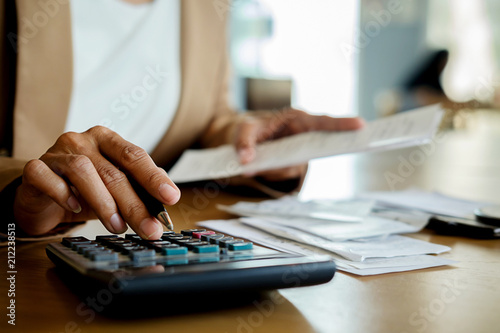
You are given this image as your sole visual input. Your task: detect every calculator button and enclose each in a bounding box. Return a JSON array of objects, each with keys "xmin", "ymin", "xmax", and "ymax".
[
  {"xmin": 192, "ymin": 231, "xmax": 215, "ymax": 239},
  {"xmin": 105, "ymin": 239, "xmax": 133, "ymax": 249},
  {"xmin": 150, "ymin": 244, "xmax": 175, "ymax": 253},
  {"xmin": 180, "ymin": 229, "xmax": 206, "ymax": 236},
  {"xmin": 129, "ymin": 249, "xmax": 156, "ymax": 260},
  {"xmin": 148, "ymin": 243, "xmax": 173, "ymax": 252},
  {"xmin": 169, "ymin": 236, "xmax": 192, "ymax": 244},
  {"xmin": 74, "ymin": 243, "xmax": 99, "ymax": 253},
  {"xmin": 193, "ymin": 244, "xmax": 219, "ymax": 253},
  {"xmin": 219, "ymin": 239, "xmax": 244, "ymax": 248},
  {"xmin": 163, "ymin": 233, "xmax": 183, "ymax": 238},
  {"xmin": 72, "ymin": 241, "xmax": 96, "ymax": 251},
  {"xmin": 143, "ymin": 240, "xmax": 171, "ymax": 250},
  {"xmin": 161, "ymin": 245, "xmax": 188, "ymax": 256},
  {"xmin": 96, "ymin": 235, "xmax": 119, "ymax": 241},
  {"xmin": 90, "ymin": 250, "xmax": 119, "ymax": 262},
  {"xmin": 210, "ymin": 236, "xmax": 233, "ymax": 245},
  {"xmin": 83, "ymin": 247, "xmax": 106, "ymax": 257},
  {"xmin": 125, "ymin": 234, "xmax": 143, "ymax": 242},
  {"xmin": 228, "ymin": 242, "xmax": 253, "ymax": 251},
  {"xmin": 201, "ymin": 233, "xmax": 225, "ymax": 242},
  {"xmin": 62, "ymin": 237, "xmax": 90, "ymax": 248},
  {"xmin": 139, "ymin": 239, "xmax": 169, "ymax": 248},
  {"xmin": 176, "ymin": 238, "xmax": 200, "ymax": 246},
  {"xmin": 185, "ymin": 241, "xmax": 210, "ymax": 250},
  {"xmin": 120, "ymin": 245, "xmax": 146, "ymax": 255},
  {"xmin": 151, "ymin": 241, "xmax": 171, "ymax": 245},
  {"xmin": 162, "ymin": 234, "xmax": 185, "ymax": 242}
]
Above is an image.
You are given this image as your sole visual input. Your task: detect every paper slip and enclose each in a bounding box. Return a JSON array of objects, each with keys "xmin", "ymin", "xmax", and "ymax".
[
  {"xmin": 198, "ymin": 220, "xmax": 455, "ymax": 275},
  {"xmin": 169, "ymin": 104, "xmax": 444, "ymax": 183},
  {"xmin": 239, "ymin": 214, "xmax": 426, "ymax": 242},
  {"xmin": 338, "ymin": 256, "xmax": 456, "ymax": 276},
  {"xmin": 359, "ymin": 188, "xmax": 489, "ymax": 219},
  {"xmin": 239, "ymin": 217, "xmax": 449, "ymax": 261},
  {"xmin": 217, "ymin": 196, "xmax": 427, "ymax": 240},
  {"xmin": 218, "ymin": 196, "xmax": 373, "ymax": 222}
]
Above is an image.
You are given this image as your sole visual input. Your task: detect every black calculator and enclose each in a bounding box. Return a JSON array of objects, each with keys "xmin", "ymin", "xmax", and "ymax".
[{"xmin": 46, "ymin": 229, "xmax": 336, "ymax": 300}]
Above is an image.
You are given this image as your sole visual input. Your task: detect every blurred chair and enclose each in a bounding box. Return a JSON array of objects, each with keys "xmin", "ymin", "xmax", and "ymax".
[{"xmin": 245, "ymin": 77, "xmax": 292, "ymax": 111}]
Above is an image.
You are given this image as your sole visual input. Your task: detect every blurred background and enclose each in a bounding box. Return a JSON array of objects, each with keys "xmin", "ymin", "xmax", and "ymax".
[{"xmin": 227, "ymin": 0, "xmax": 500, "ymax": 200}]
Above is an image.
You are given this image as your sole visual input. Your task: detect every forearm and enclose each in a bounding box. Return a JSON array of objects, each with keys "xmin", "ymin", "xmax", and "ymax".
[
  {"xmin": 0, "ymin": 158, "xmax": 28, "ymax": 236},
  {"xmin": 0, "ymin": 157, "xmax": 27, "ymax": 192}
]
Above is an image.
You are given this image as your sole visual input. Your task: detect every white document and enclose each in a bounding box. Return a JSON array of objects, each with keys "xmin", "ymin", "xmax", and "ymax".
[
  {"xmin": 337, "ymin": 256, "xmax": 456, "ymax": 276},
  {"xmin": 239, "ymin": 217, "xmax": 449, "ymax": 261},
  {"xmin": 360, "ymin": 188, "xmax": 489, "ymax": 219},
  {"xmin": 217, "ymin": 196, "xmax": 373, "ymax": 223},
  {"xmin": 239, "ymin": 213, "xmax": 426, "ymax": 242},
  {"xmin": 169, "ymin": 104, "xmax": 444, "ymax": 183},
  {"xmin": 198, "ymin": 219, "xmax": 455, "ymax": 275}
]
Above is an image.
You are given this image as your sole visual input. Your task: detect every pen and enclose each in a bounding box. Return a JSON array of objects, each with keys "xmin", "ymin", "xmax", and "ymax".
[
  {"xmin": 128, "ymin": 177, "xmax": 174, "ymax": 231},
  {"xmin": 427, "ymin": 215, "xmax": 500, "ymax": 239}
]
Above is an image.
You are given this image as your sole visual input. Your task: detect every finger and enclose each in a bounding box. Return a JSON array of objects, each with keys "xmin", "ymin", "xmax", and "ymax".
[
  {"xmin": 234, "ymin": 120, "xmax": 260, "ymax": 164},
  {"xmin": 22, "ymin": 159, "xmax": 82, "ymax": 214},
  {"xmin": 275, "ymin": 109, "xmax": 364, "ymax": 135},
  {"xmin": 87, "ymin": 126, "xmax": 180, "ymax": 206},
  {"xmin": 92, "ymin": 156, "xmax": 163, "ymax": 240},
  {"xmin": 311, "ymin": 115, "xmax": 365, "ymax": 132},
  {"xmin": 42, "ymin": 153, "xmax": 127, "ymax": 234}
]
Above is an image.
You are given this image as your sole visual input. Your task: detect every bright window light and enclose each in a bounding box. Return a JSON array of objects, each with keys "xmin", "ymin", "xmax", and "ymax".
[{"xmin": 256, "ymin": 0, "xmax": 358, "ymax": 200}]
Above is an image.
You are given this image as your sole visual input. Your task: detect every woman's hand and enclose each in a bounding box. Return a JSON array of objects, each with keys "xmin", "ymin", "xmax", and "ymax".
[
  {"xmin": 232, "ymin": 108, "xmax": 364, "ymax": 181},
  {"xmin": 14, "ymin": 126, "xmax": 180, "ymax": 240}
]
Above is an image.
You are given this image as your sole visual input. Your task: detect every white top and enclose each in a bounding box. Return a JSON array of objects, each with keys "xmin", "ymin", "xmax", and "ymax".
[{"xmin": 66, "ymin": 0, "xmax": 181, "ymax": 153}]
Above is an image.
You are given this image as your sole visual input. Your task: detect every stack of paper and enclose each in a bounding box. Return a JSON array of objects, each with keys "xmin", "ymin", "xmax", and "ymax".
[
  {"xmin": 197, "ymin": 196, "xmax": 456, "ymax": 276},
  {"xmin": 218, "ymin": 198, "xmax": 427, "ymax": 241},
  {"xmin": 198, "ymin": 219, "xmax": 454, "ymax": 276}
]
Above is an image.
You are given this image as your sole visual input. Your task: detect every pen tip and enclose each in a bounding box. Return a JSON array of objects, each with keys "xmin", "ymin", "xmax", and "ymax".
[{"xmin": 158, "ymin": 211, "xmax": 174, "ymax": 231}]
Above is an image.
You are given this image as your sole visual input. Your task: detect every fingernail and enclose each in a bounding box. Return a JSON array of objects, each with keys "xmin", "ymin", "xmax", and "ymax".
[
  {"xmin": 140, "ymin": 218, "xmax": 161, "ymax": 240},
  {"xmin": 67, "ymin": 196, "xmax": 82, "ymax": 214},
  {"xmin": 110, "ymin": 213, "xmax": 126, "ymax": 233},
  {"xmin": 159, "ymin": 183, "xmax": 180, "ymax": 204}
]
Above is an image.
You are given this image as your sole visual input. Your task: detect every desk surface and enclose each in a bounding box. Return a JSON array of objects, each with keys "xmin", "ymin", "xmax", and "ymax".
[{"xmin": 2, "ymin": 110, "xmax": 500, "ymax": 333}]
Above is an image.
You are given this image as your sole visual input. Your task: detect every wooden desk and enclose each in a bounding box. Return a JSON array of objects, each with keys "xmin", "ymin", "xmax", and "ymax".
[{"xmin": 2, "ymin": 110, "xmax": 500, "ymax": 333}]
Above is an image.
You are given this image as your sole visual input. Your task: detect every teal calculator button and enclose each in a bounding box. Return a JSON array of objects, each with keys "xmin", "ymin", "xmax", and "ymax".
[
  {"xmin": 193, "ymin": 245, "xmax": 219, "ymax": 253},
  {"xmin": 228, "ymin": 242, "xmax": 253, "ymax": 251},
  {"xmin": 161, "ymin": 246, "xmax": 188, "ymax": 256}
]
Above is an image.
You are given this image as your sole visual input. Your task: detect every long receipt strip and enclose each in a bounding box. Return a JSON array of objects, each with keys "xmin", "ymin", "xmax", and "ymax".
[{"xmin": 169, "ymin": 104, "xmax": 444, "ymax": 183}]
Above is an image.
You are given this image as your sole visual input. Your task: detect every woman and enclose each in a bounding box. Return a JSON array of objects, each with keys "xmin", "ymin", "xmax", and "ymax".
[{"xmin": 0, "ymin": 0, "xmax": 362, "ymax": 242}]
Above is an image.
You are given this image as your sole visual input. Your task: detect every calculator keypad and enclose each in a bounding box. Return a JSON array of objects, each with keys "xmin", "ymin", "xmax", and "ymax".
[{"xmin": 60, "ymin": 230, "xmax": 255, "ymax": 269}]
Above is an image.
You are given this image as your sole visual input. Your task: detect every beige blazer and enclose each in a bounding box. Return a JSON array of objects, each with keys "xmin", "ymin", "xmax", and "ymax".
[{"xmin": 0, "ymin": 0, "xmax": 239, "ymax": 192}]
